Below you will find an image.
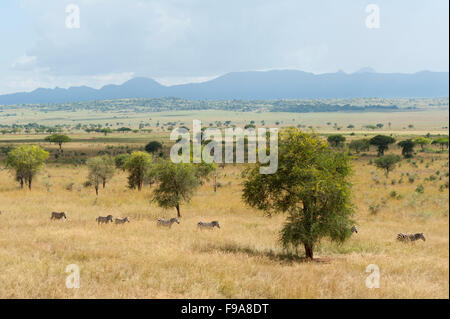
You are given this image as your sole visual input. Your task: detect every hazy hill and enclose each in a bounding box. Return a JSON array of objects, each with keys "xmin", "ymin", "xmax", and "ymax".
[{"xmin": 0, "ymin": 70, "xmax": 448, "ymax": 105}]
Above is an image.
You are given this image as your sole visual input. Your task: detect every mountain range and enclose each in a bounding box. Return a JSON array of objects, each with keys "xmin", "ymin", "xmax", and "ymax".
[{"xmin": 0, "ymin": 69, "xmax": 448, "ymax": 105}]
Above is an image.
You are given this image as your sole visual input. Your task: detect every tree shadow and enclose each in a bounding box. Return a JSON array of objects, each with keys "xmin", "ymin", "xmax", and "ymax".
[{"xmin": 195, "ymin": 242, "xmax": 331, "ymax": 265}]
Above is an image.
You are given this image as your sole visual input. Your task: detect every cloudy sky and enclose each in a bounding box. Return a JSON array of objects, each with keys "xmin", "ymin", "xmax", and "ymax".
[{"xmin": 0, "ymin": 0, "xmax": 448, "ymax": 94}]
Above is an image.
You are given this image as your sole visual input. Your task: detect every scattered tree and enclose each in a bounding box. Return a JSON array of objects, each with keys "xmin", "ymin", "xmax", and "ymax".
[
  {"xmin": 145, "ymin": 141, "xmax": 163, "ymax": 155},
  {"xmin": 398, "ymin": 139, "xmax": 415, "ymax": 158},
  {"xmin": 152, "ymin": 161, "xmax": 199, "ymax": 218},
  {"xmin": 45, "ymin": 134, "xmax": 71, "ymax": 153},
  {"xmin": 370, "ymin": 135, "xmax": 396, "ymax": 156},
  {"xmin": 374, "ymin": 154, "xmax": 401, "ymax": 177},
  {"xmin": 327, "ymin": 134, "xmax": 346, "ymax": 148},
  {"xmin": 86, "ymin": 155, "xmax": 115, "ymax": 195},
  {"xmin": 432, "ymin": 137, "xmax": 449, "ymax": 151},
  {"xmin": 124, "ymin": 151, "xmax": 153, "ymax": 190},
  {"xmin": 349, "ymin": 139, "xmax": 370, "ymax": 154},
  {"xmin": 6, "ymin": 145, "xmax": 49, "ymax": 190},
  {"xmin": 413, "ymin": 137, "xmax": 431, "ymax": 151},
  {"xmin": 242, "ymin": 128, "xmax": 354, "ymax": 259}
]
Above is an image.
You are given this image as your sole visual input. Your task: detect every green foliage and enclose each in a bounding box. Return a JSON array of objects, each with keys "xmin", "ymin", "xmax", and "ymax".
[
  {"xmin": 349, "ymin": 139, "xmax": 370, "ymax": 153},
  {"xmin": 432, "ymin": 137, "xmax": 449, "ymax": 151},
  {"xmin": 369, "ymin": 135, "xmax": 396, "ymax": 156},
  {"xmin": 114, "ymin": 154, "xmax": 131, "ymax": 171},
  {"xmin": 145, "ymin": 141, "xmax": 163, "ymax": 155},
  {"xmin": 327, "ymin": 134, "xmax": 346, "ymax": 148},
  {"xmin": 124, "ymin": 151, "xmax": 153, "ymax": 190},
  {"xmin": 152, "ymin": 161, "xmax": 199, "ymax": 217},
  {"xmin": 374, "ymin": 154, "xmax": 401, "ymax": 177},
  {"xmin": 398, "ymin": 139, "xmax": 415, "ymax": 158},
  {"xmin": 45, "ymin": 134, "xmax": 71, "ymax": 152},
  {"xmin": 6, "ymin": 145, "xmax": 49, "ymax": 190},
  {"xmin": 415, "ymin": 184, "xmax": 425, "ymax": 194},
  {"xmin": 86, "ymin": 155, "xmax": 115, "ymax": 195},
  {"xmin": 242, "ymin": 128, "xmax": 354, "ymax": 259},
  {"xmin": 413, "ymin": 137, "xmax": 431, "ymax": 151}
]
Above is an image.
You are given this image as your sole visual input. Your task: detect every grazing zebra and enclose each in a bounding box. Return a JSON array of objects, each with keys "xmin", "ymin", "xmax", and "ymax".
[
  {"xmin": 351, "ymin": 225, "xmax": 358, "ymax": 234},
  {"xmin": 197, "ymin": 221, "xmax": 220, "ymax": 230},
  {"xmin": 397, "ymin": 233, "xmax": 426, "ymax": 242},
  {"xmin": 157, "ymin": 217, "xmax": 180, "ymax": 228},
  {"xmin": 115, "ymin": 217, "xmax": 130, "ymax": 224},
  {"xmin": 51, "ymin": 212, "xmax": 67, "ymax": 220},
  {"xmin": 96, "ymin": 215, "xmax": 114, "ymax": 224}
]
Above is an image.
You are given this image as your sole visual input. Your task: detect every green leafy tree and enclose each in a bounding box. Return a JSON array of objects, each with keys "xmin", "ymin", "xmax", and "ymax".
[
  {"xmin": 100, "ymin": 128, "xmax": 113, "ymax": 136},
  {"xmin": 152, "ymin": 161, "xmax": 199, "ymax": 217},
  {"xmin": 242, "ymin": 128, "xmax": 354, "ymax": 259},
  {"xmin": 45, "ymin": 134, "xmax": 71, "ymax": 152},
  {"xmin": 370, "ymin": 135, "xmax": 396, "ymax": 156},
  {"xmin": 374, "ymin": 154, "xmax": 401, "ymax": 177},
  {"xmin": 114, "ymin": 154, "xmax": 130, "ymax": 171},
  {"xmin": 86, "ymin": 155, "xmax": 115, "ymax": 195},
  {"xmin": 327, "ymin": 134, "xmax": 346, "ymax": 148},
  {"xmin": 398, "ymin": 139, "xmax": 415, "ymax": 158},
  {"xmin": 124, "ymin": 151, "xmax": 153, "ymax": 190},
  {"xmin": 145, "ymin": 141, "xmax": 163, "ymax": 155},
  {"xmin": 432, "ymin": 137, "xmax": 449, "ymax": 151},
  {"xmin": 413, "ymin": 137, "xmax": 431, "ymax": 151},
  {"xmin": 6, "ymin": 145, "xmax": 49, "ymax": 190},
  {"xmin": 349, "ymin": 139, "xmax": 370, "ymax": 153}
]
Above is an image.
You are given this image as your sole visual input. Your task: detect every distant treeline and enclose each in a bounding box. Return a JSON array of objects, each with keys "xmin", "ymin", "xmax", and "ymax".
[
  {"xmin": 2, "ymin": 97, "xmax": 442, "ymax": 113},
  {"xmin": 270, "ymin": 104, "xmax": 403, "ymax": 113}
]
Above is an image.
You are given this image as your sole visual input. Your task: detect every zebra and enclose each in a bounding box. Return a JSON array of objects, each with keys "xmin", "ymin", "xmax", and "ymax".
[
  {"xmin": 96, "ymin": 215, "xmax": 114, "ymax": 224},
  {"xmin": 197, "ymin": 221, "xmax": 220, "ymax": 230},
  {"xmin": 51, "ymin": 212, "xmax": 67, "ymax": 220},
  {"xmin": 397, "ymin": 233, "xmax": 426, "ymax": 242},
  {"xmin": 157, "ymin": 217, "xmax": 180, "ymax": 228},
  {"xmin": 351, "ymin": 225, "xmax": 358, "ymax": 234},
  {"xmin": 115, "ymin": 217, "xmax": 130, "ymax": 224}
]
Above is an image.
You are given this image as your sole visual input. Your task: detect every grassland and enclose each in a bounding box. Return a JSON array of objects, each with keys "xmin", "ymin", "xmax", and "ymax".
[{"xmin": 0, "ymin": 130, "xmax": 448, "ymax": 298}]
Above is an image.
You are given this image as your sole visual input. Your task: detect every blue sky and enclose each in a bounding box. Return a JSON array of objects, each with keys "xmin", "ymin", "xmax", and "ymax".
[{"xmin": 0, "ymin": 0, "xmax": 448, "ymax": 94}]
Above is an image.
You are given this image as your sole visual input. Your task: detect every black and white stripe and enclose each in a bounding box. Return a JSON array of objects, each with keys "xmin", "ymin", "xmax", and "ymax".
[{"xmin": 397, "ymin": 233, "xmax": 426, "ymax": 242}]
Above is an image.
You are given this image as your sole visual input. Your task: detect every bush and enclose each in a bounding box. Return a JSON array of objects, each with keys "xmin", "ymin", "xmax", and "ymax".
[{"xmin": 415, "ymin": 184, "xmax": 425, "ymax": 194}]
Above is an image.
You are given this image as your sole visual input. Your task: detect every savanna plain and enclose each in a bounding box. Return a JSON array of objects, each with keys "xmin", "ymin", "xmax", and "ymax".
[{"xmin": 0, "ymin": 107, "xmax": 448, "ymax": 298}]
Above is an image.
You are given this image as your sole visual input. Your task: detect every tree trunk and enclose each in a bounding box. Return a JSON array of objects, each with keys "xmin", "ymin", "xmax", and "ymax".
[
  {"xmin": 95, "ymin": 185, "xmax": 99, "ymax": 196},
  {"xmin": 20, "ymin": 178, "xmax": 24, "ymax": 189},
  {"xmin": 213, "ymin": 173, "xmax": 217, "ymax": 193},
  {"xmin": 304, "ymin": 243, "xmax": 314, "ymax": 260},
  {"xmin": 176, "ymin": 204, "xmax": 181, "ymax": 218},
  {"xmin": 28, "ymin": 178, "xmax": 32, "ymax": 190},
  {"xmin": 102, "ymin": 179, "xmax": 106, "ymax": 189}
]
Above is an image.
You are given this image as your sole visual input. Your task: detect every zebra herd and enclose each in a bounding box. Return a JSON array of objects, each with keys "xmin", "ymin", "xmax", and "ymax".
[
  {"xmin": 49, "ymin": 211, "xmax": 221, "ymax": 230},
  {"xmin": 6, "ymin": 211, "xmax": 426, "ymax": 241}
]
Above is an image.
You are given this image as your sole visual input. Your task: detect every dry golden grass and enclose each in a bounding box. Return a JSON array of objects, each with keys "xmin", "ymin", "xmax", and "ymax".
[{"xmin": 0, "ymin": 152, "xmax": 448, "ymax": 298}]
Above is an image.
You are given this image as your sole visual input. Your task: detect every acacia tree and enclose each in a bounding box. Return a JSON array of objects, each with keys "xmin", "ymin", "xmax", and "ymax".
[
  {"xmin": 432, "ymin": 137, "xmax": 449, "ymax": 151},
  {"xmin": 145, "ymin": 141, "xmax": 163, "ymax": 155},
  {"xmin": 327, "ymin": 134, "xmax": 346, "ymax": 148},
  {"xmin": 45, "ymin": 134, "xmax": 71, "ymax": 153},
  {"xmin": 398, "ymin": 139, "xmax": 415, "ymax": 158},
  {"xmin": 6, "ymin": 145, "xmax": 49, "ymax": 190},
  {"xmin": 242, "ymin": 128, "xmax": 354, "ymax": 259},
  {"xmin": 86, "ymin": 155, "xmax": 115, "ymax": 195},
  {"xmin": 374, "ymin": 154, "xmax": 401, "ymax": 177},
  {"xmin": 152, "ymin": 161, "xmax": 199, "ymax": 218},
  {"xmin": 349, "ymin": 139, "xmax": 370, "ymax": 154},
  {"xmin": 369, "ymin": 135, "xmax": 396, "ymax": 156},
  {"xmin": 413, "ymin": 137, "xmax": 431, "ymax": 151},
  {"xmin": 124, "ymin": 151, "xmax": 153, "ymax": 190}
]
